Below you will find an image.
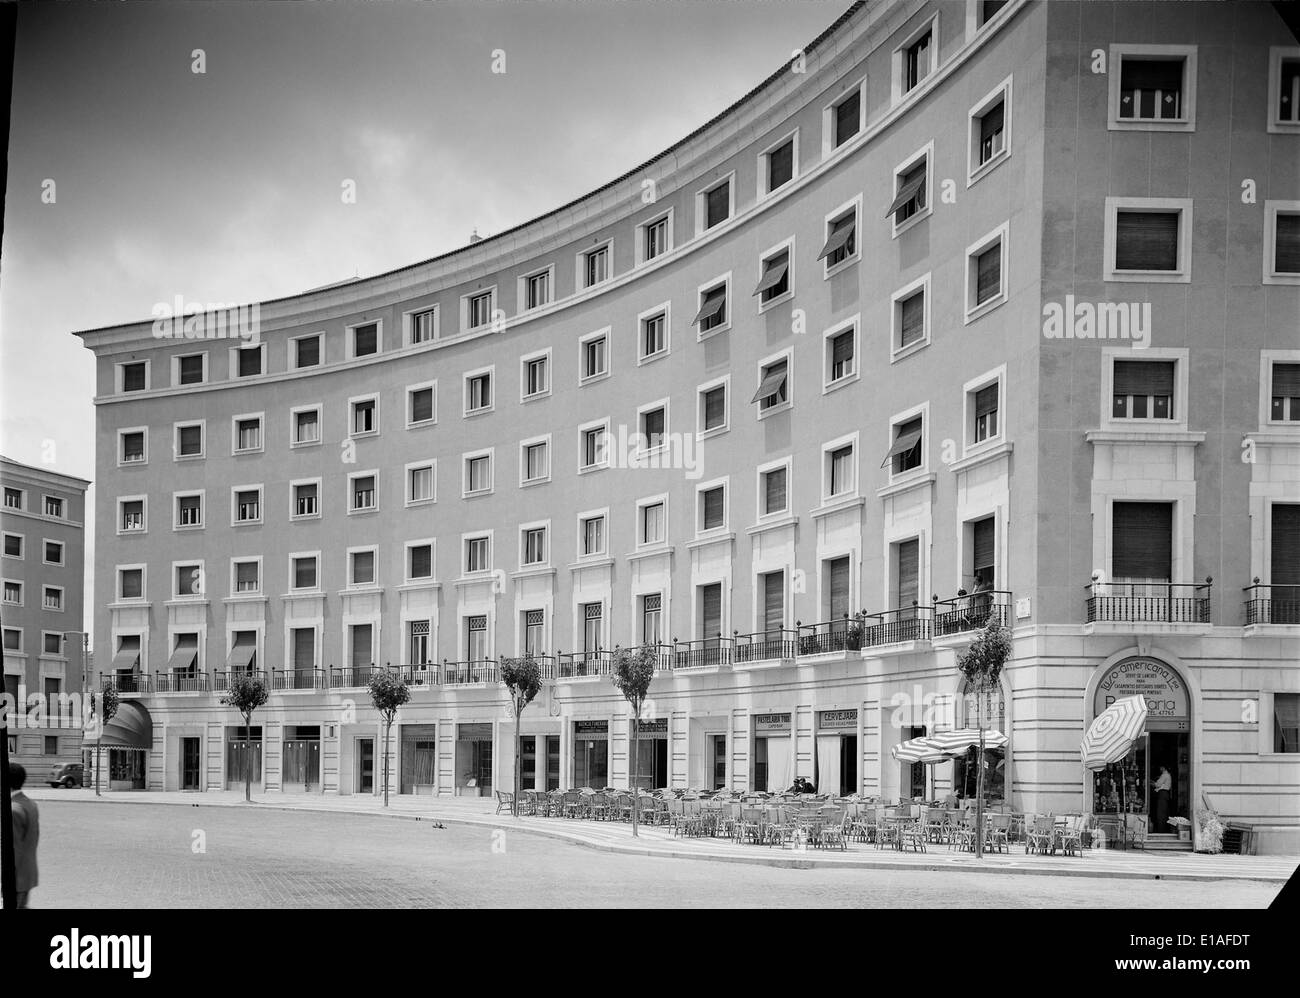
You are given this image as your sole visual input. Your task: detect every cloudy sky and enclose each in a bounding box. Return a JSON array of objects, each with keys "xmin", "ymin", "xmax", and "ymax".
[{"xmin": 0, "ymin": 0, "xmax": 843, "ymax": 634}]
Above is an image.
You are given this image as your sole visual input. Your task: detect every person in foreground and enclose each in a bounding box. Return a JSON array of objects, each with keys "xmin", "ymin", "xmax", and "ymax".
[{"xmin": 9, "ymin": 762, "xmax": 40, "ymax": 908}]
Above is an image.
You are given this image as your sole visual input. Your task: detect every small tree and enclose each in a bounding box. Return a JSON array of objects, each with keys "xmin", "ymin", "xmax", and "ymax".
[
  {"xmin": 954, "ymin": 618, "xmax": 1012, "ymax": 859},
  {"xmin": 91, "ymin": 680, "xmax": 120, "ymax": 798},
  {"xmin": 500, "ymin": 655, "xmax": 542, "ymax": 817},
  {"xmin": 221, "ymin": 673, "xmax": 269, "ymax": 802},
  {"xmin": 611, "ymin": 645, "xmax": 657, "ymax": 838},
  {"xmin": 367, "ymin": 670, "xmax": 411, "ymax": 807}
]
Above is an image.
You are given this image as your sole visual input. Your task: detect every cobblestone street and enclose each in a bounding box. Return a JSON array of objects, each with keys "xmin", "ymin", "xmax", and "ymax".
[{"xmin": 27, "ymin": 800, "xmax": 1284, "ymax": 908}]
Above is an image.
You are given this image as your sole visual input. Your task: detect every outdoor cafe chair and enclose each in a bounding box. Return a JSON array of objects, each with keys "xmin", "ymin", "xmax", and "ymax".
[
  {"xmin": 897, "ymin": 810, "xmax": 927, "ymax": 853},
  {"xmin": 985, "ymin": 812, "xmax": 1012, "ymax": 853},
  {"xmin": 587, "ymin": 791, "xmax": 610, "ymax": 822},
  {"xmin": 495, "ymin": 790, "xmax": 514, "ymax": 815},
  {"xmin": 921, "ymin": 806, "xmax": 946, "ymax": 844},
  {"xmin": 1057, "ymin": 815, "xmax": 1085, "ymax": 856},
  {"xmin": 949, "ymin": 812, "xmax": 978, "ymax": 853},
  {"xmin": 817, "ymin": 807, "xmax": 849, "ymax": 851},
  {"xmin": 1126, "ymin": 813, "xmax": 1149, "ymax": 851},
  {"xmin": 873, "ymin": 805, "xmax": 898, "ymax": 850},
  {"xmin": 1025, "ymin": 814, "xmax": 1056, "ymax": 855}
]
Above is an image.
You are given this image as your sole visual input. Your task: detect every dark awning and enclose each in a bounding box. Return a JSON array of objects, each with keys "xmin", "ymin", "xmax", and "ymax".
[
  {"xmin": 880, "ymin": 430, "xmax": 922, "ymax": 467},
  {"xmin": 692, "ymin": 287, "xmax": 727, "ymax": 325},
  {"xmin": 818, "ymin": 217, "xmax": 855, "ymax": 260},
  {"xmin": 110, "ymin": 645, "xmax": 140, "ymax": 672},
  {"xmin": 885, "ymin": 175, "xmax": 926, "ymax": 217},
  {"xmin": 95, "ymin": 700, "xmax": 153, "ymax": 749},
  {"xmin": 226, "ymin": 632, "xmax": 256, "ymax": 671},
  {"xmin": 751, "ymin": 368, "xmax": 787, "ymax": 404},
  {"xmin": 752, "ymin": 259, "xmax": 788, "ymax": 297},
  {"xmin": 167, "ymin": 634, "xmax": 197, "ymax": 673}
]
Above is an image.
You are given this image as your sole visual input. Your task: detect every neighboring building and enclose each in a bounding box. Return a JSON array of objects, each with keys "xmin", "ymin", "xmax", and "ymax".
[
  {"xmin": 1, "ymin": 455, "xmax": 91, "ymax": 769},
  {"xmin": 73, "ymin": 1, "xmax": 1299, "ymax": 850}
]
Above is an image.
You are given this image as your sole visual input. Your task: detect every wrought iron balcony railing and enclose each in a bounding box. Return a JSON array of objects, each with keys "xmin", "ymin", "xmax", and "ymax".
[
  {"xmin": 733, "ymin": 629, "xmax": 798, "ymax": 664},
  {"xmin": 151, "ymin": 672, "xmax": 209, "ymax": 693},
  {"xmin": 1243, "ymin": 582, "xmax": 1300, "ymax": 625},
  {"xmin": 933, "ymin": 590, "xmax": 1012, "ymax": 636},
  {"xmin": 270, "ymin": 667, "xmax": 324, "ymax": 691},
  {"xmin": 1085, "ymin": 579, "xmax": 1212, "ymax": 624}
]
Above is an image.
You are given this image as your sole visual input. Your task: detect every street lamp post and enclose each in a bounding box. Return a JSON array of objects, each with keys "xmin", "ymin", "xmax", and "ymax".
[{"xmin": 62, "ymin": 631, "xmax": 90, "ymax": 785}]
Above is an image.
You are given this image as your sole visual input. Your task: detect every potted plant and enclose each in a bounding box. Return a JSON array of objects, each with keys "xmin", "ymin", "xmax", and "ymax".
[
  {"xmin": 1195, "ymin": 807, "xmax": 1225, "ymax": 854},
  {"xmin": 844, "ymin": 613, "xmax": 864, "ymax": 651}
]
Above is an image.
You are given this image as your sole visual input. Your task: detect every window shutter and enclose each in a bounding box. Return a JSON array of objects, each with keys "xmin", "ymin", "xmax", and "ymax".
[
  {"xmin": 411, "ymin": 545, "xmax": 432, "ymax": 578},
  {"xmin": 123, "ymin": 365, "xmax": 146, "ymax": 391},
  {"xmin": 1115, "ymin": 211, "xmax": 1179, "ymax": 271},
  {"xmin": 769, "ymin": 141, "xmax": 793, "ymax": 188},
  {"xmin": 764, "ymin": 467, "xmax": 787, "ymax": 513},
  {"xmin": 980, "ymin": 101, "xmax": 1004, "ymax": 144},
  {"xmin": 900, "ymin": 293, "xmax": 925, "ymax": 346},
  {"xmin": 701, "ymin": 583, "xmax": 723, "ymax": 639},
  {"xmin": 1273, "ymin": 363, "xmax": 1300, "ymax": 399},
  {"xmin": 238, "ymin": 348, "xmax": 260, "ymax": 377},
  {"xmin": 1112, "ymin": 502, "xmax": 1173, "ymax": 580},
  {"xmin": 829, "ymin": 556, "xmax": 851, "ymax": 619},
  {"xmin": 1114, "ymin": 360, "xmax": 1175, "ymax": 397},
  {"xmin": 1121, "ymin": 59, "xmax": 1182, "ymax": 94},
  {"xmin": 832, "ymin": 331, "xmax": 854, "ymax": 368},
  {"xmin": 1276, "ymin": 214, "xmax": 1300, "ymax": 274},
  {"xmin": 973, "ymin": 518, "xmax": 996, "ymax": 575},
  {"xmin": 1272, "ymin": 504, "xmax": 1300, "ymax": 586},
  {"xmin": 412, "ymin": 388, "xmax": 433, "ymax": 423},
  {"xmin": 293, "ymin": 629, "xmax": 314, "ymax": 669},
  {"xmin": 351, "ymin": 625, "xmax": 372, "ymax": 667},
  {"xmin": 706, "ymin": 184, "xmax": 729, "ymax": 226},
  {"xmin": 704, "ymin": 386, "xmax": 725, "ymax": 428},
  {"xmin": 975, "ymin": 384, "xmax": 999, "ymax": 418},
  {"xmin": 763, "ymin": 572, "xmax": 784, "ymax": 631},
  {"xmin": 897, "ymin": 541, "xmax": 919, "ymax": 607},
  {"xmin": 297, "ymin": 337, "xmax": 320, "ymax": 367},
  {"xmin": 295, "ymin": 559, "xmax": 315, "ymax": 589},
  {"xmin": 703, "ymin": 487, "xmax": 724, "ymax": 529},
  {"xmin": 976, "ymin": 245, "xmax": 1001, "ymax": 303},
  {"xmin": 835, "ymin": 90, "xmax": 860, "ymax": 144}
]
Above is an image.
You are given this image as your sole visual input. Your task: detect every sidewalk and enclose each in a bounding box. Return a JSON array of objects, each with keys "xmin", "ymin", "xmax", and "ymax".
[{"xmin": 29, "ymin": 787, "xmax": 1299, "ymax": 885}]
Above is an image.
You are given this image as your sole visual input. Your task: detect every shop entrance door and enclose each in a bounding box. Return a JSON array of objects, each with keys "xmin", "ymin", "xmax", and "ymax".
[
  {"xmin": 545, "ymin": 735, "xmax": 560, "ymax": 790},
  {"xmin": 181, "ymin": 737, "xmax": 201, "ymax": 790},
  {"xmin": 1147, "ymin": 731, "xmax": 1189, "ymax": 834},
  {"xmin": 356, "ymin": 738, "xmax": 374, "ymax": 794},
  {"xmin": 712, "ymin": 735, "xmax": 727, "ymax": 790}
]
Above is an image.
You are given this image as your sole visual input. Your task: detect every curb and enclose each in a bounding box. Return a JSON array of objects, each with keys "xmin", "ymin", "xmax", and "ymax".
[{"xmin": 34, "ymin": 791, "xmax": 1294, "ymax": 885}]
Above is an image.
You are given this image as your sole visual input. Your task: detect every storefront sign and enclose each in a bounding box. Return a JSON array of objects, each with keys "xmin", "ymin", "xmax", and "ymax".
[
  {"xmin": 574, "ymin": 720, "xmax": 608, "ymax": 734},
  {"xmin": 635, "ymin": 718, "xmax": 667, "ymax": 734},
  {"xmin": 458, "ymin": 722, "xmax": 492, "ymax": 740},
  {"xmin": 753, "ymin": 712, "xmax": 791, "ymax": 733},
  {"xmin": 817, "ymin": 709, "xmax": 858, "ymax": 731},
  {"xmin": 1094, "ymin": 657, "xmax": 1190, "ymax": 727}
]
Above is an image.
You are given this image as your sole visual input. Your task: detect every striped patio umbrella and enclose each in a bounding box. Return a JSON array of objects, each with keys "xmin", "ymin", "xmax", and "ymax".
[
  {"xmin": 1081, "ymin": 694, "xmax": 1148, "ymax": 771},
  {"xmin": 890, "ymin": 736, "xmax": 950, "ymax": 765},
  {"xmin": 928, "ymin": 728, "xmax": 1009, "ymax": 755}
]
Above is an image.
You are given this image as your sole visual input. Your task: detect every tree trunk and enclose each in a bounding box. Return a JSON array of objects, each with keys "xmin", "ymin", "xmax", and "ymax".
[
  {"xmin": 383, "ymin": 718, "xmax": 391, "ymax": 807},
  {"xmin": 245, "ymin": 713, "xmax": 252, "ymax": 802},
  {"xmin": 95, "ymin": 739, "xmax": 102, "ymax": 798},
  {"xmin": 631, "ymin": 711, "xmax": 640, "ymax": 838},
  {"xmin": 513, "ymin": 702, "xmax": 522, "ymax": 817},
  {"xmin": 975, "ymin": 685, "xmax": 985, "ymax": 859}
]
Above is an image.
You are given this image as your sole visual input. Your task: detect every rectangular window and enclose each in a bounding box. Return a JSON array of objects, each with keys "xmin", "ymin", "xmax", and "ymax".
[
  {"xmin": 581, "ymin": 426, "xmax": 607, "ymax": 469},
  {"xmin": 234, "ymin": 561, "xmax": 260, "ymax": 593},
  {"xmin": 523, "ymin": 442, "xmax": 548, "ymax": 483},
  {"xmin": 3, "ymin": 630, "xmax": 23, "ymax": 653},
  {"xmin": 582, "ymin": 334, "xmax": 608, "ymax": 380},
  {"xmin": 410, "ymin": 386, "xmax": 435, "ymax": 424},
  {"xmin": 1271, "ymin": 363, "xmax": 1300, "ymax": 421},
  {"xmin": 697, "ymin": 282, "xmax": 730, "ymax": 329},
  {"xmin": 904, "ymin": 30, "xmax": 932, "ymax": 93},
  {"xmin": 176, "ymin": 494, "xmax": 203, "ymax": 527},
  {"xmin": 292, "ymin": 556, "xmax": 318, "ymax": 590},
  {"xmin": 976, "ymin": 97, "xmax": 1005, "ymax": 166},
  {"xmin": 704, "ymin": 180, "xmax": 730, "ymax": 229},
  {"xmin": 895, "ymin": 542, "xmax": 918, "ymax": 610},
  {"xmin": 525, "ymin": 270, "xmax": 551, "ymax": 309},
  {"xmin": 974, "ymin": 243, "xmax": 1002, "ymax": 307},
  {"xmin": 294, "ymin": 408, "xmax": 320, "ymax": 445},
  {"xmin": 175, "ymin": 565, "xmax": 202, "ymax": 598},
  {"xmin": 350, "ymin": 550, "xmax": 376, "ymax": 586},
  {"xmin": 1118, "ymin": 57, "xmax": 1185, "ymax": 121},
  {"xmin": 177, "ymin": 423, "xmax": 203, "ymax": 458},
  {"xmin": 409, "ymin": 620, "xmax": 431, "ymax": 664},
  {"xmin": 583, "ymin": 246, "xmax": 609, "ymax": 288},
  {"xmin": 1275, "ymin": 693, "xmax": 1300, "ymax": 754},
  {"xmin": 583, "ymin": 602, "xmax": 603, "ymax": 652},
  {"xmin": 3, "ymin": 488, "xmax": 23, "ymax": 510},
  {"xmin": 2, "ymin": 534, "xmax": 20, "ymax": 557},
  {"xmin": 524, "ymin": 356, "xmax": 548, "ymax": 397},
  {"xmin": 43, "ymin": 496, "xmax": 63, "ymax": 518},
  {"xmin": 762, "ymin": 465, "xmax": 788, "ymax": 516},
  {"xmin": 974, "ymin": 383, "xmax": 999, "ymax": 442},
  {"xmin": 294, "ymin": 481, "xmax": 319, "ymax": 517},
  {"xmin": 820, "ymin": 211, "xmax": 857, "ymax": 269},
  {"xmin": 2, "ymin": 581, "xmax": 20, "ymax": 605},
  {"xmin": 701, "ymin": 384, "xmax": 727, "ymax": 433},
  {"xmin": 466, "ymin": 536, "xmax": 489, "ymax": 573},
  {"xmin": 762, "ymin": 571, "xmax": 784, "ymax": 632},
  {"xmin": 828, "ymin": 445, "xmax": 854, "ymax": 498},
  {"xmin": 766, "ymin": 138, "xmax": 794, "ymax": 191},
  {"xmin": 295, "ymin": 334, "xmax": 321, "ymax": 368},
  {"xmin": 834, "ymin": 89, "xmax": 860, "ymax": 147},
  {"xmin": 44, "ymin": 633, "xmax": 62, "ymax": 655},
  {"xmin": 641, "ymin": 594, "xmax": 662, "ymax": 645},
  {"xmin": 353, "ymin": 323, "xmax": 378, "ymax": 357},
  {"xmin": 641, "ymin": 501, "xmax": 665, "ymax": 545},
  {"xmin": 351, "ymin": 398, "xmax": 377, "ymax": 435},
  {"xmin": 235, "ymin": 417, "xmax": 261, "ymax": 452},
  {"xmin": 1113, "ymin": 360, "xmax": 1175, "ymax": 420},
  {"xmin": 468, "ymin": 291, "xmax": 493, "ymax": 329},
  {"xmin": 886, "ymin": 417, "xmax": 923, "ymax": 475},
  {"xmin": 1274, "ymin": 212, "xmax": 1300, "ymax": 275},
  {"xmin": 351, "ymin": 475, "xmax": 376, "ymax": 512},
  {"xmin": 644, "ymin": 216, "xmax": 669, "ymax": 261},
  {"xmin": 1277, "ymin": 54, "xmax": 1300, "ymax": 125},
  {"xmin": 121, "ymin": 500, "xmax": 145, "ymax": 532},
  {"xmin": 467, "ymin": 372, "xmax": 492, "ymax": 412},
  {"xmin": 524, "ymin": 609, "xmax": 545, "ymax": 656},
  {"xmin": 898, "ymin": 288, "xmax": 926, "ymax": 349},
  {"xmin": 465, "ymin": 454, "xmax": 491, "ymax": 494},
  {"xmin": 408, "ymin": 465, "xmax": 434, "ymax": 503},
  {"xmin": 523, "ymin": 527, "xmax": 546, "ymax": 566},
  {"xmin": 121, "ymin": 362, "xmax": 147, "ymax": 392},
  {"xmin": 699, "ymin": 583, "xmax": 722, "ymax": 642},
  {"xmin": 411, "ymin": 308, "xmax": 438, "ymax": 344},
  {"xmin": 236, "ymin": 346, "xmax": 262, "ymax": 377},
  {"xmin": 1115, "ymin": 210, "xmax": 1180, "ymax": 271},
  {"xmin": 234, "ymin": 488, "xmax": 261, "ymax": 523},
  {"xmin": 828, "ymin": 328, "xmax": 855, "ymax": 383},
  {"xmin": 641, "ymin": 407, "xmax": 666, "ymax": 451},
  {"xmin": 642, "ymin": 312, "xmax": 667, "ymax": 358},
  {"xmin": 754, "ymin": 252, "xmax": 789, "ymax": 306},
  {"xmin": 178, "ymin": 354, "xmax": 205, "ymax": 385},
  {"xmin": 581, "ymin": 515, "xmax": 605, "ymax": 556},
  {"xmin": 891, "ymin": 160, "xmax": 927, "ymax": 227},
  {"xmin": 120, "ymin": 568, "xmax": 144, "ymax": 600},
  {"xmin": 121, "ymin": 430, "xmax": 146, "ymax": 463},
  {"xmin": 754, "ymin": 358, "xmax": 789, "ymax": 411},
  {"xmin": 700, "ymin": 486, "xmax": 724, "ymax": 532},
  {"xmin": 44, "ymin": 540, "xmax": 64, "ymax": 565},
  {"xmin": 409, "ymin": 543, "xmax": 433, "ymax": 580},
  {"xmin": 1112, "ymin": 502, "xmax": 1173, "ymax": 581}
]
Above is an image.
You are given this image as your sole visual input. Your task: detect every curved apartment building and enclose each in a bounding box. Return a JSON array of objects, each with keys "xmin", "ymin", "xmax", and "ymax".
[{"xmin": 75, "ymin": 1, "xmax": 1300, "ymax": 850}]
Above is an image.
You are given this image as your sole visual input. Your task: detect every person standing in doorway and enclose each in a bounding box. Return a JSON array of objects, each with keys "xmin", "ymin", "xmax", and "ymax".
[
  {"xmin": 9, "ymin": 762, "xmax": 40, "ymax": 908},
  {"xmin": 1153, "ymin": 765, "xmax": 1172, "ymax": 831}
]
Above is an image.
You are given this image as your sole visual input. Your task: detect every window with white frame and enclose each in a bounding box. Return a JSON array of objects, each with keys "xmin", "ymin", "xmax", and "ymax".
[
  {"xmin": 118, "ymin": 566, "xmax": 144, "ymax": 600},
  {"xmin": 120, "ymin": 428, "xmax": 147, "ymax": 464},
  {"xmin": 1109, "ymin": 45, "xmax": 1197, "ymax": 130},
  {"xmin": 969, "ymin": 78, "xmax": 1010, "ymax": 182},
  {"xmin": 350, "ymin": 396, "xmax": 378, "ymax": 436},
  {"xmin": 700, "ymin": 176, "xmax": 732, "ymax": 231},
  {"xmin": 1265, "ymin": 201, "xmax": 1300, "ymax": 283},
  {"xmin": 43, "ymin": 539, "xmax": 63, "ymax": 565},
  {"xmin": 293, "ymin": 333, "xmax": 322, "ymax": 369},
  {"xmin": 467, "ymin": 289, "xmax": 494, "ymax": 330},
  {"xmin": 43, "ymin": 496, "xmax": 63, "ymax": 518},
  {"xmin": 830, "ymin": 85, "xmax": 862, "ymax": 148},
  {"xmin": 464, "ymin": 452, "xmax": 493, "ymax": 496},
  {"xmin": 292, "ymin": 406, "xmax": 321, "ymax": 446},
  {"xmin": 176, "ymin": 352, "xmax": 206, "ymax": 386},
  {"xmin": 119, "ymin": 360, "xmax": 148, "ymax": 393},
  {"xmin": 820, "ymin": 201, "xmax": 859, "ymax": 273},
  {"xmin": 43, "ymin": 586, "xmax": 63, "ymax": 611},
  {"xmin": 580, "ymin": 513, "xmax": 606, "ymax": 557},
  {"xmin": 966, "ymin": 223, "xmax": 1008, "ymax": 319},
  {"xmin": 232, "ymin": 559, "xmax": 260, "ymax": 594},
  {"xmin": 640, "ymin": 594, "xmax": 662, "ymax": 644},
  {"xmin": 2, "ymin": 533, "xmax": 20, "ymax": 559},
  {"xmin": 754, "ymin": 247, "xmax": 790, "ymax": 307},
  {"xmin": 884, "ymin": 415, "xmax": 924, "ymax": 475},
  {"xmin": 349, "ymin": 473, "xmax": 377, "ymax": 513},
  {"xmin": 1270, "ymin": 361, "xmax": 1300, "ymax": 423},
  {"xmin": 351, "ymin": 321, "xmax": 379, "ymax": 358},
  {"xmin": 1269, "ymin": 47, "xmax": 1300, "ymax": 131},
  {"xmin": 892, "ymin": 275, "xmax": 930, "ymax": 355},
  {"xmin": 408, "ymin": 383, "xmax": 436, "ymax": 426},
  {"xmin": 465, "ymin": 369, "xmax": 493, "ymax": 414},
  {"xmin": 175, "ymin": 421, "xmax": 204, "ymax": 459},
  {"xmin": 894, "ymin": 18, "xmax": 937, "ymax": 100},
  {"xmin": 523, "ymin": 609, "xmax": 545, "ymax": 656},
  {"xmin": 119, "ymin": 498, "xmax": 145, "ymax": 532},
  {"xmin": 639, "ymin": 403, "xmax": 666, "ymax": 452},
  {"xmin": 580, "ymin": 422, "xmax": 608, "ymax": 471},
  {"xmin": 408, "ymin": 462, "xmax": 436, "ymax": 504},
  {"xmin": 825, "ymin": 441, "xmax": 856, "ymax": 499},
  {"xmin": 696, "ymin": 278, "xmax": 730, "ymax": 331},
  {"xmin": 465, "ymin": 535, "xmax": 490, "ymax": 574},
  {"xmin": 2, "ymin": 628, "xmax": 18, "ymax": 651},
  {"xmin": 233, "ymin": 487, "xmax": 262, "ymax": 525},
  {"xmin": 971, "ymin": 380, "xmax": 1001, "ymax": 444},
  {"xmin": 522, "ymin": 352, "xmax": 549, "ymax": 399},
  {"xmin": 234, "ymin": 343, "xmax": 263, "ymax": 378},
  {"xmin": 292, "ymin": 480, "xmax": 320, "ymax": 518},
  {"xmin": 291, "ymin": 554, "xmax": 318, "ymax": 591},
  {"xmin": 522, "ymin": 439, "xmax": 549, "ymax": 484},
  {"xmin": 1105, "ymin": 198, "xmax": 1192, "ymax": 281},
  {"xmin": 233, "ymin": 414, "xmax": 263, "ymax": 453},
  {"xmin": 408, "ymin": 619, "xmax": 432, "ymax": 663},
  {"xmin": 2, "ymin": 487, "xmax": 22, "ymax": 510},
  {"xmin": 581, "ymin": 329, "xmax": 609, "ymax": 382},
  {"xmin": 759, "ymin": 461, "xmax": 789, "ymax": 517},
  {"xmin": 1112, "ymin": 359, "xmax": 1176, "ymax": 420},
  {"xmin": 2, "ymin": 580, "xmax": 21, "ymax": 605},
  {"xmin": 698, "ymin": 483, "xmax": 726, "ymax": 533},
  {"xmin": 409, "ymin": 306, "xmax": 439, "ymax": 345},
  {"xmin": 640, "ymin": 307, "xmax": 668, "ymax": 360},
  {"xmin": 175, "ymin": 492, "xmax": 203, "ymax": 529},
  {"xmin": 43, "ymin": 632, "xmax": 62, "ymax": 655},
  {"xmin": 349, "ymin": 548, "xmax": 377, "ymax": 587},
  {"xmin": 824, "ymin": 319, "xmax": 857, "ymax": 388},
  {"xmin": 976, "ymin": 0, "xmax": 1008, "ymax": 30},
  {"xmin": 889, "ymin": 148, "xmax": 931, "ymax": 232},
  {"xmin": 754, "ymin": 355, "xmax": 790, "ymax": 413},
  {"xmin": 522, "ymin": 526, "xmax": 547, "ymax": 566},
  {"xmin": 174, "ymin": 563, "xmax": 203, "ymax": 598},
  {"xmin": 639, "ymin": 499, "xmax": 665, "ymax": 546},
  {"xmin": 408, "ymin": 542, "xmax": 434, "ymax": 581},
  {"xmin": 641, "ymin": 213, "xmax": 671, "ymax": 263},
  {"xmin": 524, "ymin": 268, "xmax": 552, "ymax": 310},
  {"xmin": 582, "ymin": 244, "xmax": 610, "ymax": 289},
  {"xmin": 698, "ymin": 379, "xmax": 728, "ymax": 435},
  {"xmin": 762, "ymin": 134, "xmax": 795, "ymax": 195}
]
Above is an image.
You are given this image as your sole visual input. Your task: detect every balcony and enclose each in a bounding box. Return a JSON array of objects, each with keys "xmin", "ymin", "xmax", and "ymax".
[
  {"xmin": 270, "ymin": 667, "xmax": 324, "ymax": 691},
  {"xmin": 556, "ymin": 650, "xmax": 614, "ymax": 680},
  {"xmin": 392, "ymin": 663, "xmax": 441, "ymax": 687},
  {"xmin": 213, "ymin": 669, "xmax": 269, "ymax": 692},
  {"xmin": 1084, "ymin": 580, "xmax": 1212, "ymax": 625},
  {"xmin": 327, "ymin": 665, "xmax": 384, "ymax": 690},
  {"xmin": 933, "ymin": 589, "xmax": 1012, "ymax": 637},
  {"xmin": 151, "ymin": 672, "xmax": 209, "ymax": 694},
  {"xmin": 1243, "ymin": 582, "xmax": 1300, "ymax": 626},
  {"xmin": 733, "ymin": 629, "xmax": 797, "ymax": 665},
  {"xmin": 796, "ymin": 607, "xmax": 933, "ymax": 657},
  {"xmin": 662, "ymin": 637, "xmax": 731, "ymax": 672},
  {"xmin": 441, "ymin": 659, "xmax": 498, "ymax": 686},
  {"xmin": 106, "ymin": 673, "xmax": 151, "ymax": 695}
]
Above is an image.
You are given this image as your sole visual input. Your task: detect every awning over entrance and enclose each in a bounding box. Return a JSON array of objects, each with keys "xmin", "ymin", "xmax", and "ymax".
[{"xmin": 94, "ymin": 700, "xmax": 153, "ymax": 749}]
